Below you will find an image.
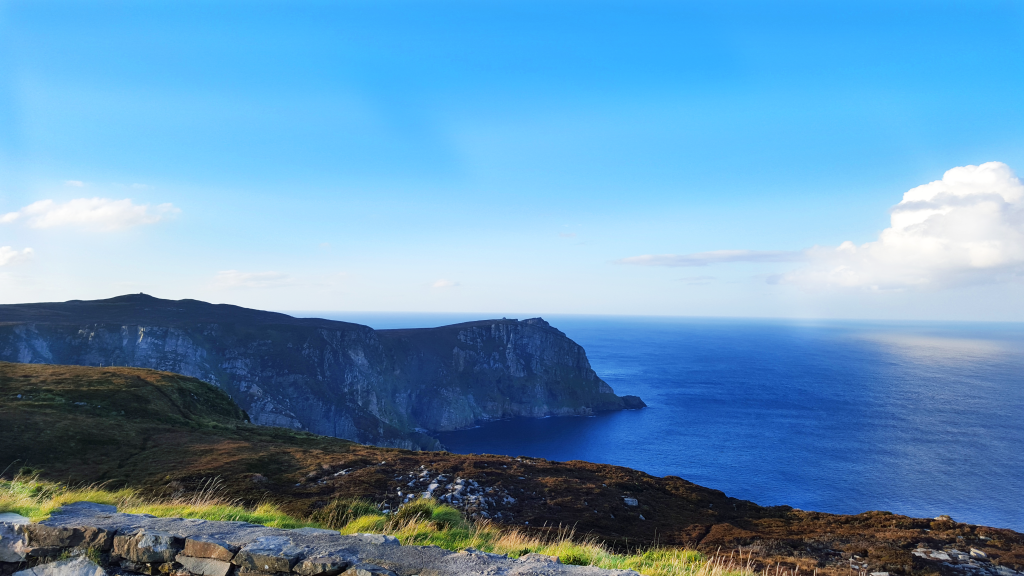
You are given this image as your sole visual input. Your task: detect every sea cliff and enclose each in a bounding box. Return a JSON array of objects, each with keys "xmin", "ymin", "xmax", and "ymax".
[{"xmin": 0, "ymin": 295, "xmax": 643, "ymax": 448}]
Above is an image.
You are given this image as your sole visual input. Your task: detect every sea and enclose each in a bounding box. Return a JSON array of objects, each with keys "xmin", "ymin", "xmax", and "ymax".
[{"xmin": 312, "ymin": 313, "xmax": 1024, "ymax": 532}]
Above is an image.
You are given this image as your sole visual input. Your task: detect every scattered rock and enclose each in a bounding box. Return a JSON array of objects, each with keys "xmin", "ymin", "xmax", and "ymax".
[
  {"xmin": 176, "ymin": 555, "xmax": 233, "ymax": 576},
  {"xmin": 183, "ymin": 536, "xmax": 238, "ymax": 561},
  {"xmin": 0, "ymin": 513, "xmax": 30, "ymax": 562},
  {"xmin": 233, "ymin": 536, "xmax": 303, "ymax": 573},
  {"xmin": 294, "ymin": 555, "xmax": 354, "ymax": 576},
  {"xmin": 13, "ymin": 555, "xmax": 106, "ymax": 576},
  {"xmin": 346, "ymin": 534, "xmax": 398, "ymax": 547}
]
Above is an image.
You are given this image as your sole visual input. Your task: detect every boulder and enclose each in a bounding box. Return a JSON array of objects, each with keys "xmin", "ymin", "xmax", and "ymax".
[
  {"xmin": 112, "ymin": 529, "xmax": 184, "ymax": 563},
  {"xmin": 0, "ymin": 513, "xmax": 30, "ymax": 562},
  {"xmin": 233, "ymin": 536, "xmax": 304, "ymax": 573},
  {"xmin": 176, "ymin": 554, "xmax": 233, "ymax": 576},
  {"xmin": 345, "ymin": 535, "xmax": 398, "ymax": 547},
  {"xmin": 183, "ymin": 536, "xmax": 238, "ymax": 561},
  {"xmin": 294, "ymin": 555, "xmax": 354, "ymax": 576},
  {"xmin": 13, "ymin": 556, "xmax": 106, "ymax": 576},
  {"xmin": 25, "ymin": 524, "xmax": 115, "ymax": 557}
]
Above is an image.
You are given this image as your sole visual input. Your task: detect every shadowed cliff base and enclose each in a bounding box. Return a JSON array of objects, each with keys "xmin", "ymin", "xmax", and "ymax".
[
  {"xmin": 0, "ymin": 294, "xmax": 644, "ymax": 449},
  {"xmin": 1, "ymin": 362, "xmax": 1020, "ymax": 576}
]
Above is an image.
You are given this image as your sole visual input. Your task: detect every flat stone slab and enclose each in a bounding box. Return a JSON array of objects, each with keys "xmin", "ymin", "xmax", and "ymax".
[
  {"xmin": 16, "ymin": 502, "xmax": 642, "ymax": 576},
  {"xmin": 177, "ymin": 554, "xmax": 234, "ymax": 576}
]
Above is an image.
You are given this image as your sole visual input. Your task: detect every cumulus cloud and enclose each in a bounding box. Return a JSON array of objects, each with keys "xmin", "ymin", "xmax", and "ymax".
[
  {"xmin": 618, "ymin": 250, "xmax": 805, "ymax": 267},
  {"xmin": 0, "ymin": 247, "xmax": 33, "ymax": 266},
  {"xmin": 618, "ymin": 162, "xmax": 1024, "ymax": 291},
  {"xmin": 432, "ymin": 279, "xmax": 459, "ymax": 288},
  {"xmin": 784, "ymin": 162, "xmax": 1024, "ymax": 290},
  {"xmin": 215, "ymin": 270, "xmax": 292, "ymax": 289},
  {"xmin": 0, "ymin": 198, "xmax": 179, "ymax": 230}
]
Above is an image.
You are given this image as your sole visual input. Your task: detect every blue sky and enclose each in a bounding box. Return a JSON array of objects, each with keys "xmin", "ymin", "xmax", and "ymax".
[{"xmin": 1, "ymin": 1, "xmax": 1023, "ymax": 320}]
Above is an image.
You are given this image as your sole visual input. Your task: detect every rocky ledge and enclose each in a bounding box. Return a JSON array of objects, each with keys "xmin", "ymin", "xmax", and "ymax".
[{"xmin": 0, "ymin": 503, "xmax": 640, "ymax": 576}]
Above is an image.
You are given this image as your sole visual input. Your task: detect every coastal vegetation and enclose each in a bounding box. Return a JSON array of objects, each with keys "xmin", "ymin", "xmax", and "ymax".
[
  {"xmin": 2, "ymin": 361, "xmax": 1022, "ymax": 576},
  {"xmin": 0, "ymin": 475, "xmax": 734, "ymax": 576}
]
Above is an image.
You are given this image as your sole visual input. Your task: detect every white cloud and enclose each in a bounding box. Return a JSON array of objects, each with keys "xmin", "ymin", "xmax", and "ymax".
[
  {"xmin": 64, "ymin": 180, "xmax": 85, "ymax": 187},
  {"xmin": 432, "ymin": 279, "xmax": 459, "ymax": 288},
  {"xmin": 215, "ymin": 270, "xmax": 292, "ymax": 289},
  {"xmin": 0, "ymin": 247, "xmax": 33, "ymax": 266},
  {"xmin": 0, "ymin": 198, "xmax": 179, "ymax": 231},
  {"xmin": 618, "ymin": 162, "xmax": 1024, "ymax": 291},
  {"xmin": 618, "ymin": 250, "xmax": 805, "ymax": 267},
  {"xmin": 784, "ymin": 162, "xmax": 1024, "ymax": 290}
]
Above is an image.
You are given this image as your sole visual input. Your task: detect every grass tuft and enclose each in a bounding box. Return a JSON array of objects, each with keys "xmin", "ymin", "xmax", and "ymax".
[{"xmin": 0, "ymin": 477, "xmax": 755, "ymax": 576}]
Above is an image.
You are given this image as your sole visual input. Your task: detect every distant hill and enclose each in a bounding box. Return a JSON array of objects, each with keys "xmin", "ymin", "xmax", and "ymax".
[
  {"xmin": 2, "ymin": 361, "xmax": 1020, "ymax": 576},
  {"xmin": 0, "ymin": 294, "xmax": 643, "ymax": 448}
]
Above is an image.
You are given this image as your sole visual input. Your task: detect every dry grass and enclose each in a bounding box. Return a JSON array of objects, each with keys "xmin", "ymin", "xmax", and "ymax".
[{"xmin": 0, "ymin": 477, "xmax": 760, "ymax": 576}]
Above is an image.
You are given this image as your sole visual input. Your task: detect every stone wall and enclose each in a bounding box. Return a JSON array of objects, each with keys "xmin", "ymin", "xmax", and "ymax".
[{"xmin": 0, "ymin": 503, "xmax": 641, "ymax": 576}]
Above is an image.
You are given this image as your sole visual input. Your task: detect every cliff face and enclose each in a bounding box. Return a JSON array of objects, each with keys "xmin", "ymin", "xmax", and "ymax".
[{"xmin": 0, "ymin": 295, "xmax": 643, "ymax": 449}]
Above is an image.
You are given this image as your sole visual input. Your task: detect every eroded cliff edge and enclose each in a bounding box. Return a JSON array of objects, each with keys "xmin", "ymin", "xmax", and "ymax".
[{"xmin": 0, "ymin": 294, "xmax": 643, "ymax": 449}]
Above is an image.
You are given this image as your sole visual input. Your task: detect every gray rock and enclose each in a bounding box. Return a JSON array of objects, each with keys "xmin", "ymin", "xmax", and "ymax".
[
  {"xmin": 1, "ymin": 514, "xmax": 30, "ymax": 562},
  {"xmin": 970, "ymin": 549, "xmax": 988, "ymax": 560},
  {"xmin": 25, "ymin": 524, "xmax": 115, "ymax": 556},
  {"xmin": 346, "ymin": 534, "xmax": 399, "ymax": 547},
  {"xmin": 112, "ymin": 529, "xmax": 183, "ymax": 563},
  {"xmin": 0, "ymin": 513, "xmax": 31, "ymax": 524},
  {"xmin": 233, "ymin": 536, "xmax": 304, "ymax": 573},
  {"xmin": 294, "ymin": 555, "xmax": 355, "ymax": 576},
  {"xmin": 14, "ymin": 556, "xmax": 106, "ymax": 576},
  {"xmin": 341, "ymin": 564, "xmax": 398, "ymax": 576},
  {"xmin": 290, "ymin": 529, "xmax": 340, "ymax": 536},
  {"xmin": 622, "ymin": 498, "xmax": 638, "ymax": 507},
  {"xmin": 183, "ymin": 536, "xmax": 239, "ymax": 561},
  {"xmin": 18, "ymin": 502, "xmax": 657, "ymax": 576},
  {"xmin": 177, "ymin": 554, "xmax": 234, "ymax": 576}
]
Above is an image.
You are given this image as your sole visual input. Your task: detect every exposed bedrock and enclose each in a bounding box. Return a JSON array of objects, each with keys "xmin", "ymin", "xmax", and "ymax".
[
  {"xmin": 0, "ymin": 295, "xmax": 644, "ymax": 449},
  {"xmin": 0, "ymin": 502, "xmax": 641, "ymax": 576}
]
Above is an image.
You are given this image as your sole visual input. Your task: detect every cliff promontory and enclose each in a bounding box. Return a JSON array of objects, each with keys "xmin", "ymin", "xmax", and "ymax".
[{"xmin": 0, "ymin": 294, "xmax": 643, "ymax": 448}]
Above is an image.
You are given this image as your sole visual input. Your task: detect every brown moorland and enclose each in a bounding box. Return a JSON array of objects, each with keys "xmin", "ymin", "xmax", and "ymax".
[{"xmin": 1, "ymin": 361, "xmax": 1020, "ymax": 576}]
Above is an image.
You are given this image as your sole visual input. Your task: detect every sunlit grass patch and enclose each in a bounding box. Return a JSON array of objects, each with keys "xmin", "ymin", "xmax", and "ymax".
[{"xmin": 0, "ymin": 480, "xmax": 752, "ymax": 576}]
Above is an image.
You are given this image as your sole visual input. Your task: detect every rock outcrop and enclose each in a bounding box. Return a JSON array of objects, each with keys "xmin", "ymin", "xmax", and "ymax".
[
  {"xmin": 0, "ymin": 503, "xmax": 640, "ymax": 576},
  {"xmin": 0, "ymin": 295, "xmax": 643, "ymax": 449}
]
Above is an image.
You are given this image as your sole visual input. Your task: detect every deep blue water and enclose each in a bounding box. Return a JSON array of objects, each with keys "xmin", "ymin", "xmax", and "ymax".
[{"xmin": 309, "ymin": 313, "xmax": 1024, "ymax": 531}]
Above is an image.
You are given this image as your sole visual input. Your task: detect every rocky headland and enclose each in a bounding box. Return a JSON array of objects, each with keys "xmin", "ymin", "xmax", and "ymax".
[{"xmin": 0, "ymin": 294, "xmax": 643, "ymax": 449}]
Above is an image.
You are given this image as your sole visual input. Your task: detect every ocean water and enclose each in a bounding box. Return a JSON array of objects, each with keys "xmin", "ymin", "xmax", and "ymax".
[{"xmin": 313, "ymin": 313, "xmax": 1024, "ymax": 531}]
